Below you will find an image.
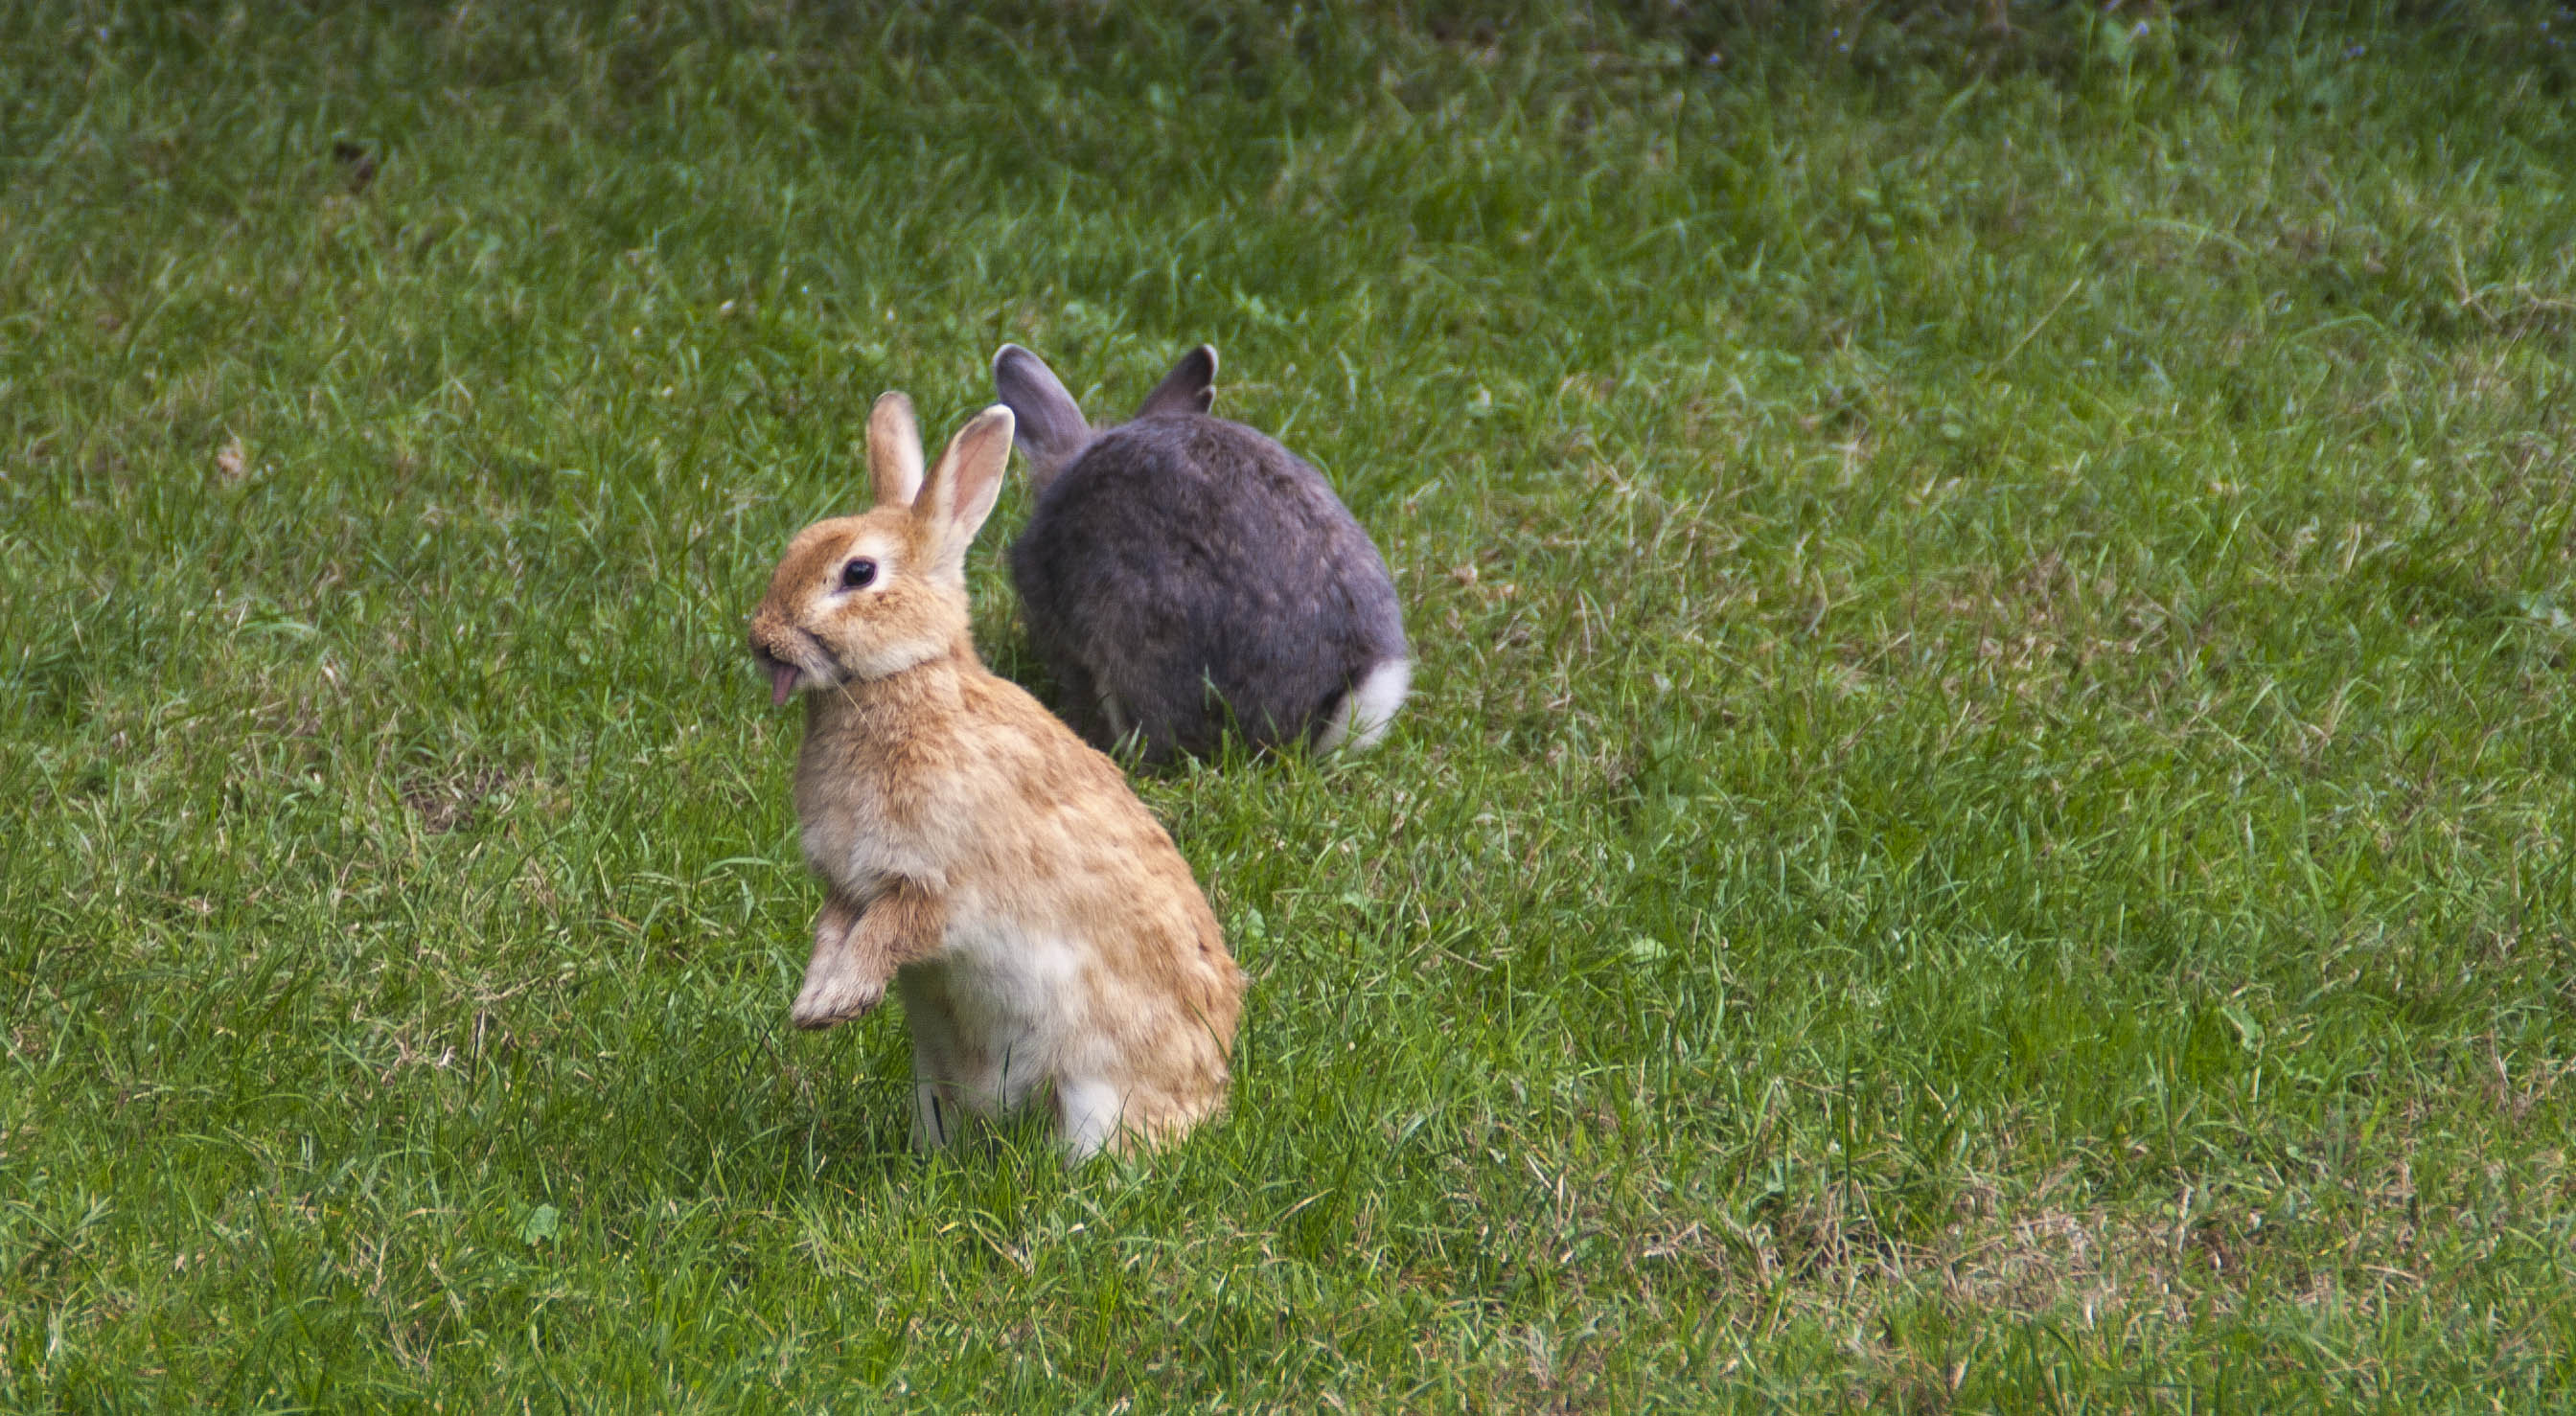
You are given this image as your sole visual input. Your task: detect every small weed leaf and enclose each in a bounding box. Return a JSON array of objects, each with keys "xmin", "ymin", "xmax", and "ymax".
[
  {"xmin": 2219, "ymin": 1005, "xmax": 2266, "ymax": 1055},
  {"xmin": 2516, "ymin": 591, "xmax": 2573, "ymax": 634},
  {"xmin": 518, "ymin": 1204, "xmax": 561, "ymax": 1247}
]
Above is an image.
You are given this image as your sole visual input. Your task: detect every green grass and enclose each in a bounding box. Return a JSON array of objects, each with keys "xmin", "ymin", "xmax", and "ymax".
[{"xmin": 7, "ymin": 1, "xmax": 2576, "ymax": 1408}]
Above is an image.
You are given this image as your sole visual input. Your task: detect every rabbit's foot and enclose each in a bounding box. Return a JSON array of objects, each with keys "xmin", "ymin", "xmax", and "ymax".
[
  {"xmin": 789, "ymin": 884, "xmax": 944, "ymax": 1031},
  {"xmin": 792, "ymin": 895, "xmax": 884, "ymax": 1029},
  {"xmin": 790, "ymin": 966, "xmax": 884, "ymax": 1029}
]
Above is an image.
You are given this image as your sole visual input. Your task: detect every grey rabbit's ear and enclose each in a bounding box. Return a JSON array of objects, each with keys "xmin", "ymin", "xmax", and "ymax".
[
  {"xmin": 991, "ymin": 345, "xmax": 1092, "ymax": 491},
  {"xmin": 1134, "ymin": 344, "xmax": 1217, "ymax": 419}
]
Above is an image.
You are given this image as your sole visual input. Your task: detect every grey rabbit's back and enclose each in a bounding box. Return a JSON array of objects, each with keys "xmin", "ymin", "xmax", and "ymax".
[{"xmin": 1010, "ymin": 412, "xmax": 1407, "ymax": 761}]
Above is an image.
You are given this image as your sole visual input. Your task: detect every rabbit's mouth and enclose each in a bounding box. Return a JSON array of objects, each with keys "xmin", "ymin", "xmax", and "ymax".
[
  {"xmin": 750, "ymin": 630, "xmax": 832, "ymax": 705},
  {"xmin": 760, "ymin": 652, "xmax": 800, "ymax": 705}
]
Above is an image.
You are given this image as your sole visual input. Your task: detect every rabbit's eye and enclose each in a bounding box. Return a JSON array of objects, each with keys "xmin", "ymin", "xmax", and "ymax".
[{"xmin": 840, "ymin": 558, "xmax": 878, "ymax": 590}]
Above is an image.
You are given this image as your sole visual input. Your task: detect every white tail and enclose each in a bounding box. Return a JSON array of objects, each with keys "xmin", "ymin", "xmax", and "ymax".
[{"xmin": 1316, "ymin": 658, "xmax": 1411, "ymax": 753}]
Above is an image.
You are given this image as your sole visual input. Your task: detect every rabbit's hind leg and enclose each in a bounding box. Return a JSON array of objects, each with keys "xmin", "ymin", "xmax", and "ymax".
[{"xmin": 897, "ymin": 968, "xmax": 974, "ymax": 1151}]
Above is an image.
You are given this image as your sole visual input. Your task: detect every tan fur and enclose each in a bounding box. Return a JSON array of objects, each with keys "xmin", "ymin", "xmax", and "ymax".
[{"xmin": 748, "ymin": 396, "xmax": 1243, "ymax": 1157}]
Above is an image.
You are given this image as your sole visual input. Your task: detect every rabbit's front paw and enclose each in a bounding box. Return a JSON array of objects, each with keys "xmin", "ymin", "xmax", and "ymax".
[{"xmin": 790, "ymin": 960, "xmax": 886, "ymax": 1029}]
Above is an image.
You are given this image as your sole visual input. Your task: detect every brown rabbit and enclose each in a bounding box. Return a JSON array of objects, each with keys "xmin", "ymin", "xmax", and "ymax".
[{"xmin": 747, "ymin": 395, "xmax": 1244, "ymax": 1157}]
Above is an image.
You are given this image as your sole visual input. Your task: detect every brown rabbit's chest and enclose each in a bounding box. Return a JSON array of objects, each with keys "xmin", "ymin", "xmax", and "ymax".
[{"xmin": 795, "ymin": 779, "xmax": 952, "ymax": 899}]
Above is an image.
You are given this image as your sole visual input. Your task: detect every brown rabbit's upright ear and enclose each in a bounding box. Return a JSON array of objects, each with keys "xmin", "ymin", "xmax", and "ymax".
[
  {"xmin": 1135, "ymin": 344, "xmax": 1217, "ymax": 419},
  {"xmin": 913, "ymin": 405, "xmax": 1015, "ymax": 575},
  {"xmin": 866, "ymin": 392, "xmax": 925, "ymax": 509}
]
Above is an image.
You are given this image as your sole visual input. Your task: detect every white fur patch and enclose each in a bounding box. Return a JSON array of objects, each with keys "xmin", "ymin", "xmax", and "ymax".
[
  {"xmin": 1317, "ymin": 657, "xmax": 1411, "ymax": 752},
  {"xmin": 1054, "ymin": 1076, "xmax": 1127, "ymax": 1159},
  {"xmin": 908, "ymin": 921, "xmax": 1086, "ymax": 1117}
]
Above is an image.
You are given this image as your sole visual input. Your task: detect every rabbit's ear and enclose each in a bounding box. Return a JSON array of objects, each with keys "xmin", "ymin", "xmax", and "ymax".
[
  {"xmin": 1136, "ymin": 344, "xmax": 1217, "ymax": 419},
  {"xmin": 866, "ymin": 392, "xmax": 925, "ymax": 508},
  {"xmin": 914, "ymin": 405, "xmax": 1015, "ymax": 573},
  {"xmin": 991, "ymin": 345, "xmax": 1091, "ymax": 491}
]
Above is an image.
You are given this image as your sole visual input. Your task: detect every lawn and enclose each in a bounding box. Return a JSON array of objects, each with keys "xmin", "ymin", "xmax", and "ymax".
[{"xmin": 7, "ymin": 2, "xmax": 2576, "ymax": 1409}]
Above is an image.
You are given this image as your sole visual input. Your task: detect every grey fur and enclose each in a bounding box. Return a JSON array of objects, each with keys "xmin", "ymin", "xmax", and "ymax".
[
  {"xmin": 990, "ymin": 342, "xmax": 1410, "ymax": 764},
  {"xmin": 991, "ymin": 344, "xmax": 1096, "ymax": 490},
  {"xmin": 1133, "ymin": 344, "xmax": 1216, "ymax": 419}
]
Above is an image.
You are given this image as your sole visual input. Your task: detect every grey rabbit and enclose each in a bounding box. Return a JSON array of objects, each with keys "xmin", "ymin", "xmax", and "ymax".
[{"xmin": 991, "ymin": 342, "xmax": 1410, "ymax": 764}]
